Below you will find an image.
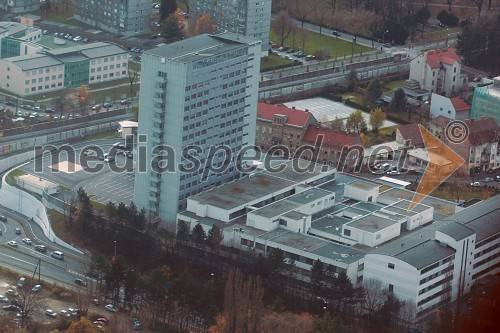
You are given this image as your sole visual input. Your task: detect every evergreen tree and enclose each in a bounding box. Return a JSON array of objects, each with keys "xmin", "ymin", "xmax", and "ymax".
[
  {"xmin": 389, "ymin": 88, "xmax": 407, "ymax": 113},
  {"xmin": 162, "ymin": 14, "xmax": 184, "ymax": 44},
  {"xmin": 345, "ymin": 69, "xmax": 359, "ymax": 92},
  {"xmin": 176, "ymin": 220, "xmax": 190, "ymax": 242},
  {"xmin": 160, "ymin": 0, "xmax": 177, "ymax": 21},
  {"xmin": 192, "ymin": 223, "xmax": 206, "ymax": 244}
]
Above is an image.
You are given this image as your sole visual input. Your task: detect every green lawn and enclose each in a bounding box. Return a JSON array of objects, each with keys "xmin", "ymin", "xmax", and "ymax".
[
  {"xmin": 384, "ymin": 79, "xmax": 406, "ymax": 92},
  {"xmin": 260, "ymin": 54, "xmax": 293, "ymax": 71},
  {"xmin": 270, "ymin": 30, "xmax": 373, "ymax": 59},
  {"xmin": 5, "ymin": 169, "xmax": 27, "ymax": 186}
]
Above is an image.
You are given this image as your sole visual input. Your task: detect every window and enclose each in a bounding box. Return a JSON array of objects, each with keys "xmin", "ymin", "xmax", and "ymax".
[
  {"xmin": 388, "ymin": 263, "xmax": 395, "ymax": 269},
  {"xmin": 343, "ymin": 229, "xmax": 351, "ymax": 237},
  {"xmin": 389, "ymin": 284, "xmax": 394, "ymax": 292}
]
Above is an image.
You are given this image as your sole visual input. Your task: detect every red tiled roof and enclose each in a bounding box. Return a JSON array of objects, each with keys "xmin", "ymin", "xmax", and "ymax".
[
  {"xmin": 425, "ymin": 48, "xmax": 461, "ymax": 69},
  {"xmin": 397, "ymin": 123, "xmax": 424, "ymax": 146},
  {"xmin": 450, "ymin": 97, "xmax": 470, "ymax": 112},
  {"xmin": 257, "ymin": 102, "xmax": 313, "ymax": 127},
  {"xmin": 302, "ymin": 125, "xmax": 360, "ymax": 148},
  {"xmin": 465, "ymin": 118, "xmax": 500, "ymax": 145},
  {"xmin": 430, "ymin": 115, "xmax": 452, "ymax": 129}
]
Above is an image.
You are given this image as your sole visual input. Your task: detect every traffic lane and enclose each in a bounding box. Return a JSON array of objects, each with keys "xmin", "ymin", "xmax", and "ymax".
[
  {"xmin": 0, "ymin": 247, "xmax": 88, "ymax": 289},
  {"xmin": 0, "ymin": 207, "xmax": 91, "ymax": 268}
]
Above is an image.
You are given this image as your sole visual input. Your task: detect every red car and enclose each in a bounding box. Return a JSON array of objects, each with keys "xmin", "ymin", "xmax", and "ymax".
[{"xmin": 91, "ymin": 104, "xmax": 102, "ymax": 111}]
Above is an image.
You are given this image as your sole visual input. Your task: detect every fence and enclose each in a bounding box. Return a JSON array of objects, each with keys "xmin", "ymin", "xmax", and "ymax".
[{"xmin": 1, "ymin": 108, "xmax": 126, "ymax": 137}]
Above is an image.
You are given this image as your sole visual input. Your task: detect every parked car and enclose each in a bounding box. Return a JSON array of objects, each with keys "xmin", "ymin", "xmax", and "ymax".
[
  {"xmin": 120, "ymin": 99, "xmax": 131, "ymax": 105},
  {"xmin": 387, "ymin": 170, "xmax": 401, "ymax": 176},
  {"xmin": 3, "ymin": 305, "xmax": 19, "ymax": 311},
  {"xmin": 22, "ymin": 238, "xmax": 32, "ymax": 245},
  {"xmin": 35, "ymin": 244, "xmax": 47, "ymax": 252},
  {"xmin": 105, "ymin": 304, "xmax": 118, "ymax": 312},
  {"xmin": 60, "ymin": 309, "xmax": 71, "ymax": 317},
  {"xmin": 332, "ymin": 30, "xmax": 341, "ymax": 36},
  {"xmin": 67, "ymin": 308, "xmax": 78, "ymax": 316},
  {"xmin": 32, "ymin": 285, "xmax": 42, "ymax": 292},
  {"xmin": 277, "ymin": 46, "xmax": 290, "ymax": 52},
  {"xmin": 286, "ymin": 48, "xmax": 295, "ymax": 53},
  {"xmin": 45, "ymin": 309, "xmax": 57, "ymax": 318},
  {"xmin": 103, "ymin": 102, "xmax": 113, "ymax": 108},
  {"xmin": 7, "ymin": 241, "xmax": 18, "ymax": 247},
  {"xmin": 470, "ymin": 181, "xmax": 481, "ymax": 187},
  {"xmin": 372, "ymin": 170, "xmax": 386, "ymax": 175},
  {"xmin": 32, "ymin": 106, "xmax": 41, "ymax": 112},
  {"xmin": 97, "ymin": 317, "xmax": 109, "ymax": 325},
  {"xmin": 45, "ymin": 108, "xmax": 55, "ymax": 113},
  {"xmin": 383, "ymin": 43, "xmax": 392, "ymax": 48},
  {"xmin": 0, "ymin": 215, "xmax": 6, "ymax": 222},
  {"xmin": 496, "ymin": 175, "xmax": 500, "ymax": 182},
  {"xmin": 0, "ymin": 295, "xmax": 9, "ymax": 302},
  {"xmin": 484, "ymin": 177, "xmax": 494, "ymax": 183},
  {"xmin": 283, "ymin": 55, "xmax": 293, "ymax": 60},
  {"xmin": 73, "ymin": 36, "xmax": 82, "ymax": 42},
  {"xmin": 304, "ymin": 55, "xmax": 316, "ymax": 61},
  {"xmin": 133, "ymin": 318, "xmax": 141, "ymax": 330},
  {"xmin": 83, "ymin": 149, "xmax": 96, "ymax": 156},
  {"xmin": 91, "ymin": 104, "xmax": 102, "ymax": 111},
  {"xmin": 92, "ymin": 298, "xmax": 100, "ymax": 306}
]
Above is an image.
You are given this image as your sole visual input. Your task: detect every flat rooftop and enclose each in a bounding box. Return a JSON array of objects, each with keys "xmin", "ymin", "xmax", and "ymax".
[
  {"xmin": 311, "ymin": 215, "xmax": 351, "ymax": 236},
  {"xmin": 378, "ymin": 188, "xmax": 456, "ymax": 220},
  {"xmin": 17, "ymin": 174, "xmax": 57, "ymax": 188},
  {"xmin": 286, "ymin": 188, "xmax": 333, "ymax": 205},
  {"xmin": 263, "ymin": 158, "xmax": 334, "ymax": 183},
  {"xmin": 192, "ymin": 173, "xmax": 295, "ymax": 210},
  {"xmin": 346, "ymin": 180, "xmax": 380, "ymax": 191},
  {"xmin": 346, "ymin": 213, "xmax": 398, "ymax": 233},
  {"xmin": 394, "ymin": 240, "xmax": 455, "ymax": 270},
  {"xmin": 282, "ymin": 211, "xmax": 309, "ymax": 220},
  {"xmin": 251, "ymin": 200, "xmax": 299, "ymax": 218}
]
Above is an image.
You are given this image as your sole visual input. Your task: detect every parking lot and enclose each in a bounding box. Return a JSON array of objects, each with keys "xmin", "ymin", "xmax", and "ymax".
[{"xmin": 20, "ymin": 141, "xmax": 135, "ymax": 205}]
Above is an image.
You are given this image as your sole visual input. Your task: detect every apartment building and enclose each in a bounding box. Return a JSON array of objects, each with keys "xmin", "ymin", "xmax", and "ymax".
[
  {"xmin": 429, "ymin": 93, "xmax": 471, "ymax": 120},
  {"xmin": 409, "ymin": 48, "xmax": 466, "ymax": 97},
  {"xmin": 0, "ymin": 42, "xmax": 128, "ymax": 96},
  {"xmin": 190, "ymin": 0, "xmax": 272, "ymax": 56},
  {"xmin": 0, "ymin": 0, "xmax": 39, "ymax": 13},
  {"xmin": 133, "ymin": 33, "xmax": 261, "ymax": 228},
  {"xmin": 74, "ymin": 0, "xmax": 151, "ymax": 36}
]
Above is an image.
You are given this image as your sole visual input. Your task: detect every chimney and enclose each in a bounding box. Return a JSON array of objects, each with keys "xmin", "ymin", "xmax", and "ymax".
[
  {"xmin": 292, "ymin": 106, "xmax": 296, "ymax": 110},
  {"xmin": 305, "ymin": 109, "xmax": 309, "ymax": 112}
]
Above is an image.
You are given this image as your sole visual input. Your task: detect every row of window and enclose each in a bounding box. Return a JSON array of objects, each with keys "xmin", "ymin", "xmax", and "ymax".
[
  {"xmin": 25, "ymin": 82, "xmax": 63, "ymax": 93},
  {"xmin": 89, "ymin": 71, "xmax": 126, "ymax": 81}
]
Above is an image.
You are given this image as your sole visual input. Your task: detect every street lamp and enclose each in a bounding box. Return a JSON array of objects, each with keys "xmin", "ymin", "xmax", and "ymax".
[{"xmin": 382, "ymin": 30, "xmax": 389, "ymax": 45}]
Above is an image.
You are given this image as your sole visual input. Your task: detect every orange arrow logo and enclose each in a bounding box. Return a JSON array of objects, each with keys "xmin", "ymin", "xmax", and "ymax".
[{"xmin": 409, "ymin": 124, "xmax": 465, "ymax": 209}]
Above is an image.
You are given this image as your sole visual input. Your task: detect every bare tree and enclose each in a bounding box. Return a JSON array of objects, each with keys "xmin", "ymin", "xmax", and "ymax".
[
  {"xmin": 53, "ymin": 88, "xmax": 75, "ymax": 117},
  {"xmin": 362, "ymin": 278, "xmax": 386, "ymax": 316},
  {"xmin": 298, "ymin": 28, "xmax": 310, "ymax": 52},
  {"xmin": 272, "ymin": 10, "xmax": 295, "ymax": 46},
  {"xmin": 291, "ymin": 0, "xmax": 314, "ymax": 28},
  {"xmin": 128, "ymin": 70, "xmax": 139, "ymax": 94},
  {"xmin": 471, "ymin": 0, "xmax": 484, "ymax": 18},
  {"xmin": 16, "ymin": 285, "xmax": 47, "ymax": 327},
  {"xmin": 314, "ymin": 1, "xmax": 329, "ymax": 34}
]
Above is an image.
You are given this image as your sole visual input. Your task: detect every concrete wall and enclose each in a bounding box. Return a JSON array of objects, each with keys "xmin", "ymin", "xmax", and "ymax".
[{"xmin": 0, "ymin": 171, "xmax": 82, "ymax": 253}]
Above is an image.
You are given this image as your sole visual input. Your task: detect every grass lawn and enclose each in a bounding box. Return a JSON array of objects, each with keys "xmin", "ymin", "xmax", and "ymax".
[
  {"xmin": 270, "ymin": 30, "xmax": 373, "ymax": 59},
  {"xmin": 260, "ymin": 54, "xmax": 293, "ymax": 71},
  {"xmin": 47, "ymin": 209, "xmax": 85, "ymax": 248},
  {"xmin": 384, "ymin": 79, "xmax": 406, "ymax": 92},
  {"xmin": 5, "ymin": 169, "xmax": 27, "ymax": 186}
]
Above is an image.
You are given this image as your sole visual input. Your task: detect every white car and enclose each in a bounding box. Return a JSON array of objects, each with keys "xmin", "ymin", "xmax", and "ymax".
[
  {"xmin": 83, "ymin": 149, "xmax": 96, "ymax": 156},
  {"xmin": 67, "ymin": 308, "xmax": 78, "ymax": 316},
  {"xmin": 22, "ymin": 238, "xmax": 32, "ymax": 245},
  {"xmin": 105, "ymin": 304, "xmax": 117, "ymax": 312},
  {"xmin": 60, "ymin": 309, "xmax": 71, "ymax": 317},
  {"xmin": 32, "ymin": 285, "xmax": 42, "ymax": 292},
  {"xmin": 470, "ymin": 181, "xmax": 481, "ymax": 187},
  {"xmin": 73, "ymin": 36, "xmax": 82, "ymax": 42},
  {"xmin": 45, "ymin": 309, "xmax": 57, "ymax": 318},
  {"xmin": 387, "ymin": 170, "xmax": 401, "ymax": 176},
  {"xmin": 7, "ymin": 240, "xmax": 18, "ymax": 247},
  {"xmin": 0, "ymin": 295, "xmax": 9, "ymax": 302}
]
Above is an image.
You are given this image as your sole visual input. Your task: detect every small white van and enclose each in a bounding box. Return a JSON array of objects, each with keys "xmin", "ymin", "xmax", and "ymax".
[
  {"xmin": 17, "ymin": 277, "xmax": 26, "ymax": 288},
  {"xmin": 51, "ymin": 251, "xmax": 64, "ymax": 260}
]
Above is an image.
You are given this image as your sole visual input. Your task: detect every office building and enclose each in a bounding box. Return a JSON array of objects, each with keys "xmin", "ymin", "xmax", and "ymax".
[
  {"xmin": 74, "ymin": 0, "xmax": 151, "ymax": 36},
  {"xmin": 0, "ymin": 21, "xmax": 42, "ymax": 59},
  {"xmin": 190, "ymin": 0, "xmax": 272, "ymax": 56},
  {"xmin": 0, "ymin": 42, "xmax": 128, "ymax": 96},
  {"xmin": 134, "ymin": 33, "xmax": 261, "ymax": 228}
]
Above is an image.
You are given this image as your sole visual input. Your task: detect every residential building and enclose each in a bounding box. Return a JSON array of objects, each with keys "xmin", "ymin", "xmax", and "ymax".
[
  {"xmin": 0, "ymin": 21, "xmax": 43, "ymax": 59},
  {"xmin": 74, "ymin": 0, "xmax": 151, "ymax": 36},
  {"xmin": 0, "ymin": 0, "xmax": 39, "ymax": 13},
  {"xmin": 396, "ymin": 123, "xmax": 424, "ymax": 148},
  {"xmin": 471, "ymin": 76, "xmax": 500, "ymax": 124},
  {"xmin": 429, "ymin": 93, "xmax": 471, "ymax": 120},
  {"xmin": 409, "ymin": 48, "xmax": 466, "ymax": 97},
  {"xmin": 256, "ymin": 102, "xmax": 317, "ymax": 151},
  {"xmin": 0, "ymin": 42, "xmax": 128, "ymax": 96},
  {"xmin": 430, "ymin": 117, "xmax": 500, "ymax": 174},
  {"xmin": 133, "ymin": 33, "xmax": 261, "ymax": 228},
  {"xmin": 190, "ymin": 0, "xmax": 272, "ymax": 56}
]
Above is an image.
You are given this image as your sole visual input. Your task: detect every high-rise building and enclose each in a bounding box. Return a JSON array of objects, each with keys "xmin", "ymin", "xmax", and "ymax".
[
  {"xmin": 0, "ymin": 0, "xmax": 39, "ymax": 13},
  {"xmin": 134, "ymin": 33, "xmax": 261, "ymax": 228},
  {"xmin": 74, "ymin": 0, "xmax": 151, "ymax": 36},
  {"xmin": 190, "ymin": 0, "xmax": 271, "ymax": 56}
]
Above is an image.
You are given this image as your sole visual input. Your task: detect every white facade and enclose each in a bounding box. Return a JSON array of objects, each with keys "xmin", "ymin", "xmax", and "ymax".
[
  {"xmin": 88, "ymin": 52, "xmax": 128, "ymax": 84},
  {"xmin": 344, "ymin": 180, "xmax": 379, "ymax": 202},
  {"xmin": 409, "ymin": 49, "xmax": 464, "ymax": 97},
  {"xmin": 430, "ymin": 93, "xmax": 469, "ymax": 120}
]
